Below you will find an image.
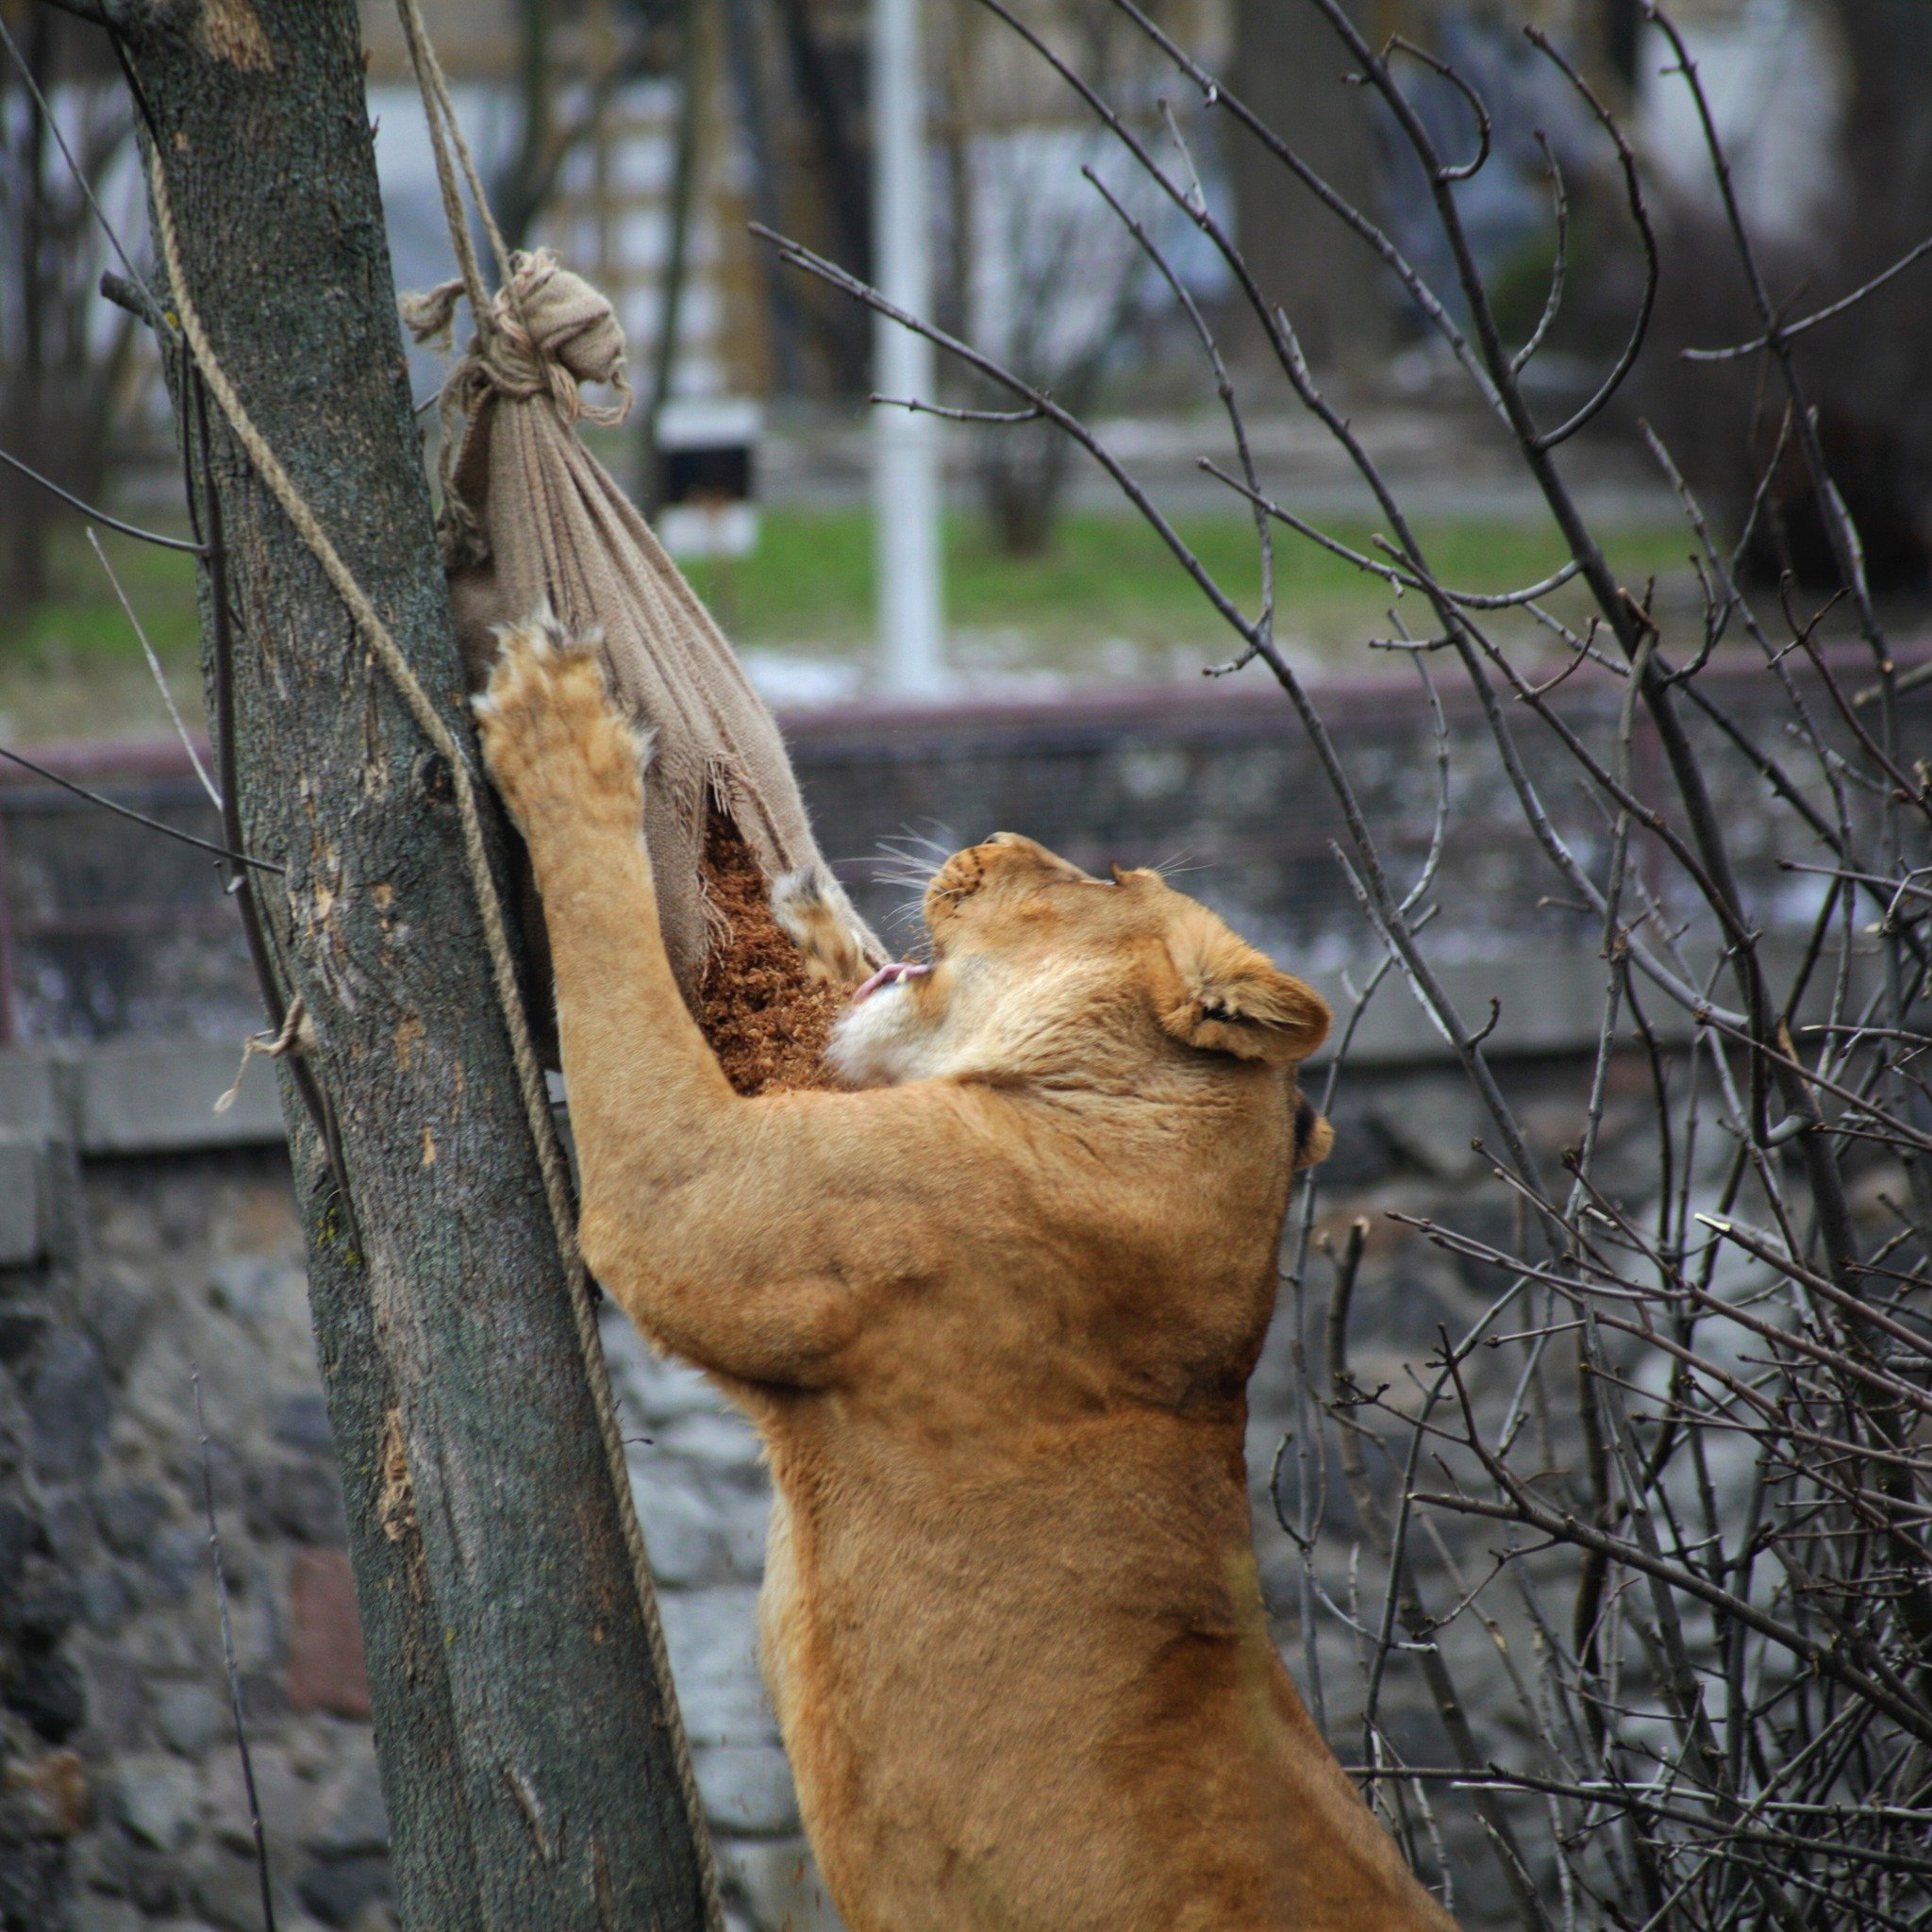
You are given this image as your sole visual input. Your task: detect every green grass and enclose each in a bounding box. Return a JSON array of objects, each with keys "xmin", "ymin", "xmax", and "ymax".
[
  {"xmin": 0, "ymin": 507, "xmax": 1698, "ymax": 741},
  {"xmin": 11, "ymin": 525, "xmax": 204, "ymax": 660},
  {"xmin": 0, "ymin": 525, "xmax": 208, "ymax": 742},
  {"xmin": 689, "ymin": 508, "xmax": 1693, "ymax": 667}
]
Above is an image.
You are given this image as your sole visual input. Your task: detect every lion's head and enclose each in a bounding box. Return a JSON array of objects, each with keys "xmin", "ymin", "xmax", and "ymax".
[{"xmin": 791, "ymin": 833, "xmax": 1332, "ymax": 1163}]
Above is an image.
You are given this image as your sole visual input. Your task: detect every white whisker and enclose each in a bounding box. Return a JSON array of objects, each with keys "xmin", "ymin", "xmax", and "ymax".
[{"xmin": 1149, "ymin": 850, "xmax": 1207, "ymax": 879}]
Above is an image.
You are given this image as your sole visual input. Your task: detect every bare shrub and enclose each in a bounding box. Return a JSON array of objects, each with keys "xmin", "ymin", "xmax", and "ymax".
[{"xmin": 761, "ymin": 4, "xmax": 1932, "ymax": 1924}]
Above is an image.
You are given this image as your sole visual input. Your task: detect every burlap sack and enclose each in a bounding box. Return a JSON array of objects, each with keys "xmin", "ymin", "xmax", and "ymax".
[{"xmin": 405, "ymin": 252, "xmax": 882, "ymax": 1088}]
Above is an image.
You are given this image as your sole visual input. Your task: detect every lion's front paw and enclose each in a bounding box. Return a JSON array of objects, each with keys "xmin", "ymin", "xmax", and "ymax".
[{"xmin": 474, "ymin": 607, "xmax": 652, "ymax": 837}]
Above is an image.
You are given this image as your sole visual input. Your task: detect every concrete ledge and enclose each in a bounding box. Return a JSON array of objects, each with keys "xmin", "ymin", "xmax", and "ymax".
[
  {"xmin": 0, "ymin": 1041, "xmax": 284, "ymax": 1156},
  {"xmin": 1305, "ymin": 939, "xmax": 1851, "ymax": 1069},
  {"xmin": 1307, "ymin": 955, "xmax": 1644, "ymax": 1068},
  {"xmin": 0, "ymin": 1133, "xmax": 47, "ymax": 1264},
  {"xmin": 0, "ymin": 942, "xmax": 1861, "ymax": 1156},
  {"xmin": 0, "ymin": 1055, "xmax": 61, "ymax": 1145},
  {"xmin": 77, "ymin": 1041, "xmax": 284, "ymax": 1154}
]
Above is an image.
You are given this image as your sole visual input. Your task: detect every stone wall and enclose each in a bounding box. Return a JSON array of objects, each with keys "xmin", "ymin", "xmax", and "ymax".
[
  {"xmin": 0, "ymin": 1045, "xmax": 855, "ymax": 1932},
  {"xmin": 0, "ymin": 1008, "xmax": 1754, "ymax": 1932},
  {"xmin": 0, "ymin": 1100, "xmax": 397, "ymax": 1932},
  {"xmin": 7, "ymin": 657, "xmax": 1913, "ymax": 1046}
]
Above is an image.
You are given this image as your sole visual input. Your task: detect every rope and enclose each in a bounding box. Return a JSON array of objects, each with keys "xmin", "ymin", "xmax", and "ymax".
[
  {"xmin": 390, "ymin": 0, "xmax": 505, "ymax": 322},
  {"xmin": 146, "ymin": 116, "xmax": 726, "ymax": 1932},
  {"xmin": 213, "ymin": 993, "xmax": 308, "ymax": 1115}
]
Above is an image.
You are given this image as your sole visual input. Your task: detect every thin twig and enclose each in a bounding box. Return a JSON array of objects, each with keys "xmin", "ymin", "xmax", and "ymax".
[
  {"xmin": 0, "ymin": 743, "xmax": 281, "ymax": 872},
  {"xmin": 192, "ymin": 1368, "xmax": 278, "ymax": 1932},
  {"xmin": 86, "ymin": 526, "xmax": 220, "ymax": 806},
  {"xmin": 0, "ymin": 444, "xmax": 205, "ymax": 554},
  {"xmin": 1684, "ymin": 233, "xmax": 1932, "ymax": 362}
]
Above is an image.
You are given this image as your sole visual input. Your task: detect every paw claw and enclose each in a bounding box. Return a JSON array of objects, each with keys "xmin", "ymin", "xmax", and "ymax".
[{"xmin": 475, "ymin": 606, "xmax": 646, "ymax": 837}]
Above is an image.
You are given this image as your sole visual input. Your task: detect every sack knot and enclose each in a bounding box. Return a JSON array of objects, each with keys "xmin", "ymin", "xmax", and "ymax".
[
  {"xmin": 406, "ymin": 248, "xmax": 633, "ymax": 427},
  {"xmin": 404, "ymin": 250, "xmax": 635, "ymax": 562}
]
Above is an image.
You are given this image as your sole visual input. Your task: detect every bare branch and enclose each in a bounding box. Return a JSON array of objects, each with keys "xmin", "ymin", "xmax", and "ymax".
[
  {"xmin": 1520, "ymin": 25, "xmax": 1658, "ymax": 449},
  {"xmin": 1685, "ymin": 233, "xmax": 1932, "ymax": 362},
  {"xmin": 1511, "ymin": 133, "xmax": 1569, "ymax": 375},
  {"xmin": 0, "ymin": 741, "xmax": 282, "ymax": 873},
  {"xmin": 0, "ymin": 443, "xmax": 206, "ymax": 554},
  {"xmin": 87, "ymin": 525, "xmax": 220, "ymax": 806}
]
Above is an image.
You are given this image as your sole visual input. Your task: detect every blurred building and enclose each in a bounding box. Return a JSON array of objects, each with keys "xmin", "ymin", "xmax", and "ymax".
[
  {"xmin": 344, "ymin": 0, "xmax": 1857, "ymax": 409},
  {"xmin": 354, "ymin": 0, "xmax": 1235, "ymax": 409},
  {"xmin": 358, "ymin": 0, "xmax": 765, "ymax": 402}
]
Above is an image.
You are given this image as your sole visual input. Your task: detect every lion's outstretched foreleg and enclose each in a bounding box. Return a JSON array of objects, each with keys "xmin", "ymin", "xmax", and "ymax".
[
  {"xmin": 472, "ymin": 609, "xmax": 731, "ymax": 1141},
  {"xmin": 475, "ymin": 613, "xmax": 960, "ymax": 1389}
]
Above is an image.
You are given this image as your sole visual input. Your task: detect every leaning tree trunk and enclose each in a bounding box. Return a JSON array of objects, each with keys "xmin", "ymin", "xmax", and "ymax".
[
  {"xmin": 1231, "ymin": 0, "xmax": 1391, "ymax": 375},
  {"xmin": 113, "ymin": 2, "xmax": 713, "ymax": 1925}
]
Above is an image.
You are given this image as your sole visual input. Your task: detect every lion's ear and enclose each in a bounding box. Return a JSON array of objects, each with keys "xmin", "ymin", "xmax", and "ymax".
[{"xmin": 1155, "ymin": 909, "xmax": 1331, "ymax": 1065}]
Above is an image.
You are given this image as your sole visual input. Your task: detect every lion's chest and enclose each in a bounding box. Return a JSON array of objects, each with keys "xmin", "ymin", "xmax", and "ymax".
[{"xmin": 747, "ymin": 1414, "xmax": 1296, "ymax": 1932}]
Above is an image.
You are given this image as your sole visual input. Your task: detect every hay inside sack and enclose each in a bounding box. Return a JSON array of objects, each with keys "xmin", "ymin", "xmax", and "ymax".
[{"xmin": 690, "ymin": 810, "xmax": 849, "ymax": 1096}]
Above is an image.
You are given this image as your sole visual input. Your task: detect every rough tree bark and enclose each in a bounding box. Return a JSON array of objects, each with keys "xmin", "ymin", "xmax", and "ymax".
[{"xmin": 109, "ymin": 1, "xmax": 713, "ymax": 1925}]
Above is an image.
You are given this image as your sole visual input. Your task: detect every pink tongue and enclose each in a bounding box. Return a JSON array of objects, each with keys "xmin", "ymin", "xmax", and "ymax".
[{"xmin": 852, "ymin": 960, "xmax": 933, "ymax": 1004}]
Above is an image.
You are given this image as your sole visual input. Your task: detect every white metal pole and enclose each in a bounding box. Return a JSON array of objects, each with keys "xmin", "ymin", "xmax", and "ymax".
[{"xmin": 872, "ymin": 0, "xmax": 945, "ymax": 696}]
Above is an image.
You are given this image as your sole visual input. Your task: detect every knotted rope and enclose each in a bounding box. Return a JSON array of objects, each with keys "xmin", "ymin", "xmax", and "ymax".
[
  {"xmin": 403, "ymin": 251, "xmax": 635, "ymax": 569},
  {"xmin": 405, "ymin": 255, "xmax": 633, "ymax": 423},
  {"xmin": 145, "ymin": 29, "xmax": 724, "ymax": 1924}
]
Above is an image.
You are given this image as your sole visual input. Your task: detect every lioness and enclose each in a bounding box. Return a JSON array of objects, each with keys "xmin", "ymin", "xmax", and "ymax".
[{"xmin": 476, "ymin": 617, "xmax": 1458, "ymax": 1932}]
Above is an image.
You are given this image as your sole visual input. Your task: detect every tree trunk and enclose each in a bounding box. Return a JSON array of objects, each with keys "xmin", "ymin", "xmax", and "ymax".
[
  {"xmin": 113, "ymin": 2, "xmax": 714, "ymax": 1924},
  {"xmin": 494, "ymin": 0, "xmax": 556, "ymax": 253},
  {"xmin": 1812, "ymin": 0, "xmax": 1932, "ymax": 590},
  {"xmin": 1230, "ymin": 0, "xmax": 1391, "ymax": 375},
  {"xmin": 3, "ymin": 8, "xmax": 55, "ymax": 608}
]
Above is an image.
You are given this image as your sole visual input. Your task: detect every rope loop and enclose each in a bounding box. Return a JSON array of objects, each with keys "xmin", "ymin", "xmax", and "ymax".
[{"xmin": 405, "ymin": 250, "xmax": 634, "ymax": 568}]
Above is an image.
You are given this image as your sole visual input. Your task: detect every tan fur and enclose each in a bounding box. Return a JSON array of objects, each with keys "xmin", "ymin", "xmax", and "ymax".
[
  {"xmin": 475, "ymin": 620, "xmax": 1460, "ymax": 1932},
  {"xmin": 772, "ymin": 865, "xmax": 873, "ymax": 986}
]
